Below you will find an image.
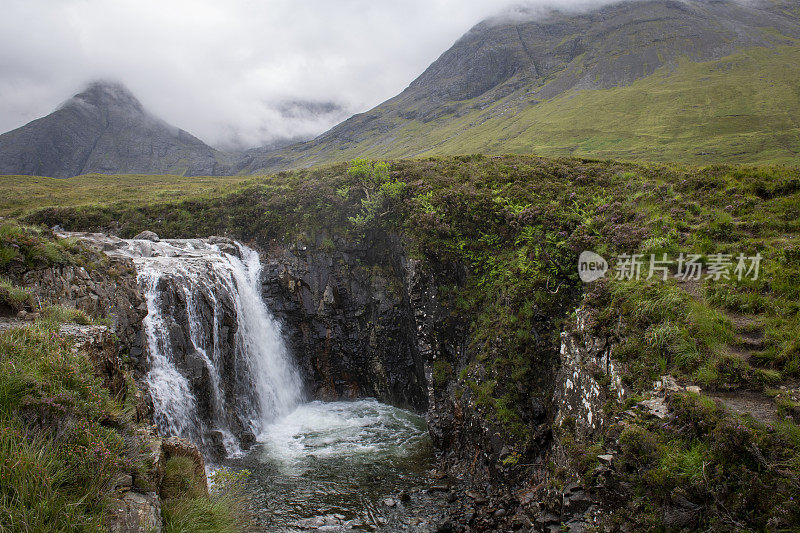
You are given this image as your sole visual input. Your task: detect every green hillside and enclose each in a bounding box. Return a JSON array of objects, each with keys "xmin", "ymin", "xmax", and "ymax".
[
  {"xmin": 418, "ymin": 45, "xmax": 800, "ymax": 164},
  {"xmin": 257, "ymin": 44, "xmax": 800, "ymax": 168}
]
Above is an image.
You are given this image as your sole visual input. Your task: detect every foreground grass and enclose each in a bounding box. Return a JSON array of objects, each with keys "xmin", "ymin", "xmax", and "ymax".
[
  {"xmin": 0, "ymin": 321, "xmax": 142, "ymax": 531},
  {"xmin": 611, "ymin": 393, "xmax": 800, "ymax": 529},
  {"xmin": 0, "ymin": 318, "xmax": 251, "ymax": 532},
  {"xmin": 162, "ymin": 465, "xmax": 253, "ymax": 533}
]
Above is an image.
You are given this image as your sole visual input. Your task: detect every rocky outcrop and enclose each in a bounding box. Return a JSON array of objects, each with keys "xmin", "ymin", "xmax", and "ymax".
[
  {"xmin": 553, "ymin": 306, "xmax": 626, "ymax": 441},
  {"xmin": 20, "ymin": 256, "xmax": 146, "ymax": 361},
  {"xmin": 133, "ymin": 230, "xmax": 160, "ymax": 242},
  {"xmin": 60, "ymin": 323, "xmax": 151, "ymax": 423},
  {"xmin": 526, "ymin": 305, "xmax": 629, "ymax": 532},
  {"xmin": 107, "ymin": 492, "xmax": 162, "ymax": 533},
  {"xmin": 106, "ymin": 432, "xmax": 208, "ymax": 533},
  {"xmin": 260, "ymin": 236, "xmax": 431, "ymax": 410}
]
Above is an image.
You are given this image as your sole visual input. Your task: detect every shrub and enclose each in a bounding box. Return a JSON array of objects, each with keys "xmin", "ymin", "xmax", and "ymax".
[
  {"xmin": 346, "ymin": 159, "xmax": 407, "ymax": 230},
  {"xmin": 0, "ymin": 278, "xmax": 33, "ymax": 314},
  {"xmin": 163, "ymin": 468, "xmax": 254, "ymax": 533}
]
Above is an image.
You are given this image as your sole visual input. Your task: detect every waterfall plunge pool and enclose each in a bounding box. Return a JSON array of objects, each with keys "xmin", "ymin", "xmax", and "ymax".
[
  {"xmin": 71, "ymin": 233, "xmax": 447, "ymax": 531},
  {"xmin": 220, "ymin": 399, "xmax": 447, "ymax": 532}
]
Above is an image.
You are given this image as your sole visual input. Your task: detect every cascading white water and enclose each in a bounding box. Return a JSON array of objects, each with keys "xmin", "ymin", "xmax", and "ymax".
[
  {"xmin": 120, "ymin": 238, "xmax": 302, "ymax": 455},
  {"xmin": 67, "ymin": 232, "xmax": 437, "ymax": 530},
  {"xmin": 226, "ymin": 246, "xmax": 302, "ymax": 423},
  {"xmin": 140, "ymin": 272, "xmax": 200, "ymax": 441}
]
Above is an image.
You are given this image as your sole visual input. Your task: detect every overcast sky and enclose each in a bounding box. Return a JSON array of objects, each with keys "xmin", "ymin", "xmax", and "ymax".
[{"xmin": 0, "ymin": 0, "xmax": 614, "ymax": 150}]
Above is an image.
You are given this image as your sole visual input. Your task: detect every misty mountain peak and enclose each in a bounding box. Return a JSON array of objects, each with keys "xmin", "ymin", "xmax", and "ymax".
[
  {"xmin": 66, "ymin": 80, "xmax": 145, "ymax": 115},
  {"xmin": 0, "ymin": 81, "xmax": 233, "ymax": 178}
]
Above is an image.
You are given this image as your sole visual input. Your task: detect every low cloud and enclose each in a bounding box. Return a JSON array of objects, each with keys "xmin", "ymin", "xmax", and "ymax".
[{"xmin": 1, "ymin": 0, "xmax": 635, "ymax": 149}]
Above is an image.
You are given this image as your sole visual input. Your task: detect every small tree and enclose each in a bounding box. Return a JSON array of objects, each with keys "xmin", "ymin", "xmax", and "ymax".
[{"xmin": 346, "ymin": 158, "xmax": 406, "ymax": 230}]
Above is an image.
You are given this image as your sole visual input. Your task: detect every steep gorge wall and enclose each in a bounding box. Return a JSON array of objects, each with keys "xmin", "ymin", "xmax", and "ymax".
[
  {"xmin": 254, "ymin": 235, "xmax": 571, "ymax": 490},
  {"xmin": 23, "ymin": 230, "xmax": 607, "ymax": 525},
  {"xmin": 258, "ymin": 237, "xmax": 435, "ymax": 411}
]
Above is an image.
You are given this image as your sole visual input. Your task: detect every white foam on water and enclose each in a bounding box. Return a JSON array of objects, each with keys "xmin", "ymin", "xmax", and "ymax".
[{"xmin": 259, "ymin": 399, "xmax": 426, "ymax": 473}]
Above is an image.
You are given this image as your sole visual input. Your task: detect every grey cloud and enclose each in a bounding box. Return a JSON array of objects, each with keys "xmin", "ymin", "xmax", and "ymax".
[{"xmin": 0, "ymin": 0, "xmax": 638, "ymax": 150}]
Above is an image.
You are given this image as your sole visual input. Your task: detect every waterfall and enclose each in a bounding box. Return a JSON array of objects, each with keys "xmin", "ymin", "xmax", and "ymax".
[{"xmin": 122, "ymin": 237, "xmax": 301, "ymax": 456}]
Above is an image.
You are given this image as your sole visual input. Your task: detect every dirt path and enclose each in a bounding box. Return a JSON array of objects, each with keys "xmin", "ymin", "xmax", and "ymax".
[{"xmin": 675, "ymin": 279, "xmax": 787, "ymax": 425}]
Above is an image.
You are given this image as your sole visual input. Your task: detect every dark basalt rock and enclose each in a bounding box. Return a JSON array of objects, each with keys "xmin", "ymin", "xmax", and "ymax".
[
  {"xmin": 259, "ymin": 235, "xmax": 431, "ymax": 410},
  {"xmin": 19, "ymin": 255, "xmax": 147, "ymax": 364}
]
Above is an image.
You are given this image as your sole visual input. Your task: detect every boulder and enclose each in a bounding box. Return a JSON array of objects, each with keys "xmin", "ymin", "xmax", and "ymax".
[
  {"xmin": 134, "ymin": 231, "xmax": 160, "ymax": 242},
  {"xmin": 208, "ymin": 236, "xmax": 240, "ymax": 257},
  {"xmin": 205, "ymin": 430, "xmax": 228, "ymax": 459},
  {"xmin": 107, "ymin": 491, "xmax": 162, "ymax": 533},
  {"xmin": 162, "ymin": 436, "xmax": 208, "ymax": 494},
  {"xmin": 597, "ymin": 454, "xmax": 614, "ymax": 467}
]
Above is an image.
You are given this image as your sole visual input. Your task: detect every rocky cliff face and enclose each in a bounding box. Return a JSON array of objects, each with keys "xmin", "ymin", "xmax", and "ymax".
[
  {"xmin": 259, "ymin": 236, "xmax": 432, "ymax": 411},
  {"xmin": 16, "ymin": 248, "xmax": 147, "ymax": 360},
  {"xmin": 258, "ymin": 235, "xmax": 561, "ymax": 489},
  {"xmin": 255, "ymin": 234, "xmax": 637, "ymax": 530},
  {"xmin": 553, "ymin": 306, "xmax": 626, "ymax": 442}
]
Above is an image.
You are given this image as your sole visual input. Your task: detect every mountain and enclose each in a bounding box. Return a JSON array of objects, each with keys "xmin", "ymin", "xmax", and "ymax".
[
  {"xmin": 3, "ymin": 1, "xmax": 799, "ymax": 178},
  {"xmin": 242, "ymin": 0, "xmax": 800, "ymax": 171},
  {"xmin": 0, "ymin": 81, "xmax": 233, "ymax": 178}
]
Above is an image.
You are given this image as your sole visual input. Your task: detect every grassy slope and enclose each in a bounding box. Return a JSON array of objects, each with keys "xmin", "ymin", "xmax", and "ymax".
[
  {"xmin": 457, "ymin": 45, "xmax": 800, "ymax": 164},
  {"xmin": 0, "ymin": 228, "xmax": 147, "ymax": 531},
  {"xmin": 0, "ymin": 174, "xmax": 255, "ymax": 218},
  {"xmin": 274, "ymin": 44, "xmax": 800, "ymax": 167}
]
